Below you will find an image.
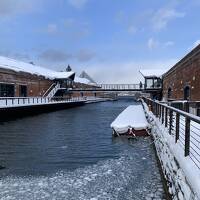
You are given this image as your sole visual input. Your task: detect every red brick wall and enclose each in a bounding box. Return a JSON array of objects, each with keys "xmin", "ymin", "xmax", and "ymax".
[
  {"xmin": 0, "ymin": 68, "xmax": 53, "ymax": 97},
  {"xmin": 163, "ymin": 46, "xmax": 200, "ymax": 101}
]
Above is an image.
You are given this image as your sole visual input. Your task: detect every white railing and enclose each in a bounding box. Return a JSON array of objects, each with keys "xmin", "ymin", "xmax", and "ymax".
[
  {"xmin": 46, "ymin": 83, "xmax": 61, "ymax": 99},
  {"xmin": 0, "ymin": 97, "xmax": 86, "ymax": 108},
  {"xmin": 43, "ymin": 83, "xmax": 56, "ymax": 97}
]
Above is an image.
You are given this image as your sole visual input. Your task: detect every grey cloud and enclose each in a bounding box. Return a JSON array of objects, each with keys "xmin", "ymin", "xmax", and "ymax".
[
  {"xmin": 76, "ymin": 49, "xmax": 95, "ymax": 62},
  {"xmin": 38, "ymin": 48, "xmax": 95, "ymax": 63},
  {"xmin": 67, "ymin": 0, "xmax": 88, "ymax": 9},
  {"xmin": 0, "ymin": 0, "xmax": 42, "ymax": 17},
  {"xmin": 38, "ymin": 49, "xmax": 73, "ymax": 63},
  {"xmin": 0, "ymin": 50, "xmax": 30, "ymax": 60}
]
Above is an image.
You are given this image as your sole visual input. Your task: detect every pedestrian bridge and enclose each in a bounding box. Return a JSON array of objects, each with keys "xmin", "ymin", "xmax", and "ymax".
[{"xmin": 71, "ymin": 83, "xmax": 162, "ymax": 92}]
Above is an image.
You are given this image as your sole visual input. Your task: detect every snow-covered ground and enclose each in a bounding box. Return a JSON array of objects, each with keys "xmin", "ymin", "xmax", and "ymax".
[{"xmin": 111, "ymin": 105, "xmax": 149, "ymax": 133}]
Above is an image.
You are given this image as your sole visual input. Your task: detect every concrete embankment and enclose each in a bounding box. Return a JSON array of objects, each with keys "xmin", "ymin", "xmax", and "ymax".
[
  {"xmin": 0, "ymin": 101, "xmax": 86, "ymax": 121},
  {"xmin": 0, "ymin": 97, "xmax": 114, "ymax": 121},
  {"xmin": 142, "ymin": 101, "xmax": 200, "ymax": 200}
]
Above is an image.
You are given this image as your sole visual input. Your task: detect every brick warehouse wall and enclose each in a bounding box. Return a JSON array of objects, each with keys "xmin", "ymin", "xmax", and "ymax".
[
  {"xmin": 163, "ymin": 45, "xmax": 200, "ymax": 101},
  {"xmin": 0, "ymin": 68, "xmax": 53, "ymax": 97}
]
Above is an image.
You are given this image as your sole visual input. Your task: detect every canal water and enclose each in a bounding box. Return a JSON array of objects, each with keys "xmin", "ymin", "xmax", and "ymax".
[{"xmin": 0, "ymin": 98, "xmax": 168, "ymax": 200}]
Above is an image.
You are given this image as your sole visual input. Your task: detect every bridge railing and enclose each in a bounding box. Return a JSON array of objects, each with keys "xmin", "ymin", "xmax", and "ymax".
[
  {"xmin": 143, "ymin": 97, "xmax": 200, "ymax": 170},
  {"xmin": 97, "ymin": 84, "xmax": 144, "ymax": 90}
]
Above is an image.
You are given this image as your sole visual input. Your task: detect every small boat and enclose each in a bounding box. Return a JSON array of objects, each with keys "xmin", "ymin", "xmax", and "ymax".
[{"xmin": 110, "ymin": 104, "xmax": 150, "ymax": 137}]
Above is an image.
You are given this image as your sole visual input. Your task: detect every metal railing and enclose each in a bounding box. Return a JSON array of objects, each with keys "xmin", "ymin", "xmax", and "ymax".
[
  {"xmin": 97, "ymin": 84, "xmax": 144, "ymax": 90},
  {"xmin": 46, "ymin": 83, "xmax": 61, "ymax": 98},
  {"xmin": 143, "ymin": 97, "xmax": 200, "ymax": 170},
  {"xmin": 42, "ymin": 83, "xmax": 56, "ymax": 97},
  {"xmin": 0, "ymin": 96, "xmax": 86, "ymax": 108}
]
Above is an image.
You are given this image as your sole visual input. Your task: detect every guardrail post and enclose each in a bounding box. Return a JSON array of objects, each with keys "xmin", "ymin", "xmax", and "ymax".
[
  {"xmin": 165, "ymin": 107, "xmax": 168, "ymax": 127},
  {"xmin": 169, "ymin": 110, "xmax": 173, "ymax": 135},
  {"xmin": 185, "ymin": 117, "xmax": 190, "ymax": 156},
  {"xmin": 159, "ymin": 104, "xmax": 162, "ymax": 119},
  {"xmin": 175, "ymin": 113, "xmax": 180, "ymax": 143},
  {"xmin": 162, "ymin": 106, "xmax": 164, "ymax": 124},
  {"xmin": 184, "ymin": 101, "xmax": 189, "ymax": 113}
]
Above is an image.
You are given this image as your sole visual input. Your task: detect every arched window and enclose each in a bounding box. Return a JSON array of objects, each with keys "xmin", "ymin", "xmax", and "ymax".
[
  {"xmin": 184, "ymin": 86, "xmax": 190, "ymax": 100},
  {"xmin": 168, "ymin": 87, "xmax": 172, "ymax": 99}
]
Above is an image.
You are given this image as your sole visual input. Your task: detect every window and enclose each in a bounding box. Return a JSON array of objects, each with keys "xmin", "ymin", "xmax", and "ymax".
[
  {"xmin": 146, "ymin": 79, "xmax": 154, "ymax": 88},
  {"xmin": 168, "ymin": 88, "xmax": 172, "ymax": 99},
  {"xmin": 0, "ymin": 83, "xmax": 15, "ymax": 97},
  {"xmin": 19, "ymin": 85, "xmax": 27, "ymax": 97},
  {"xmin": 184, "ymin": 86, "xmax": 190, "ymax": 100}
]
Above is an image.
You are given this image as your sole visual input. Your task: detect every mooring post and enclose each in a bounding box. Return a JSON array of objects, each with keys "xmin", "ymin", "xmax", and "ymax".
[{"xmin": 185, "ymin": 117, "xmax": 190, "ymax": 156}]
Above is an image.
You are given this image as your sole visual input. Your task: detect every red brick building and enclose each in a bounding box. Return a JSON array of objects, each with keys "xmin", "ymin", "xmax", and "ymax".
[
  {"xmin": 163, "ymin": 44, "xmax": 200, "ymax": 101},
  {"xmin": 0, "ymin": 56, "xmax": 75, "ymax": 97}
]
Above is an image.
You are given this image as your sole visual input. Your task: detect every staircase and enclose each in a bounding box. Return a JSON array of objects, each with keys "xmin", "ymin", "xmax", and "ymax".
[{"xmin": 43, "ymin": 83, "xmax": 61, "ymax": 99}]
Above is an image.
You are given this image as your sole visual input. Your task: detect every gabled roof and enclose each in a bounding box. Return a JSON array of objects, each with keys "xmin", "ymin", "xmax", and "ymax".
[
  {"xmin": 0, "ymin": 56, "xmax": 75, "ymax": 80},
  {"xmin": 79, "ymin": 71, "xmax": 96, "ymax": 84}
]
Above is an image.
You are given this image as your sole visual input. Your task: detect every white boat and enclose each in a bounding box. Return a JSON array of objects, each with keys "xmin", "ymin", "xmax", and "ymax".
[{"xmin": 110, "ymin": 104, "xmax": 150, "ymax": 137}]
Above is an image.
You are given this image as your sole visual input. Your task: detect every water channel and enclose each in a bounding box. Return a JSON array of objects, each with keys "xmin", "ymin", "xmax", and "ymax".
[{"xmin": 0, "ymin": 98, "xmax": 168, "ymax": 200}]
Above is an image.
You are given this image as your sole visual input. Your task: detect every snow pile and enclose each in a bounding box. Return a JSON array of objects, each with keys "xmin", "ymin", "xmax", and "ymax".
[
  {"xmin": 0, "ymin": 56, "xmax": 75, "ymax": 80},
  {"xmin": 111, "ymin": 105, "xmax": 149, "ymax": 133}
]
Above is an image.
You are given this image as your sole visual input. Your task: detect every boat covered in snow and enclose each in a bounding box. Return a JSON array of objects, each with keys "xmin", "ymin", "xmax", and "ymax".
[{"xmin": 110, "ymin": 104, "xmax": 150, "ymax": 137}]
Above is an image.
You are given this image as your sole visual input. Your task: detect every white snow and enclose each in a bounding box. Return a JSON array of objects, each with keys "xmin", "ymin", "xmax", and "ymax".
[
  {"xmin": 74, "ymin": 77, "xmax": 91, "ymax": 84},
  {"xmin": 139, "ymin": 69, "xmax": 167, "ymax": 78},
  {"xmin": 142, "ymin": 101, "xmax": 200, "ymax": 199},
  {"xmin": 110, "ymin": 105, "xmax": 149, "ymax": 133},
  {"xmin": 74, "ymin": 77, "xmax": 97, "ymax": 86},
  {"xmin": 0, "ymin": 56, "xmax": 75, "ymax": 80}
]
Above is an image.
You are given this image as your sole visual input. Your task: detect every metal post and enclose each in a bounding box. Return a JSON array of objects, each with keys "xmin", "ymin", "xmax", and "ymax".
[
  {"xmin": 162, "ymin": 106, "xmax": 164, "ymax": 124},
  {"xmin": 169, "ymin": 110, "xmax": 173, "ymax": 135},
  {"xmin": 185, "ymin": 117, "xmax": 190, "ymax": 156},
  {"xmin": 165, "ymin": 107, "xmax": 168, "ymax": 127},
  {"xmin": 175, "ymin": 113, "xmax": 180, "ymax": 143},
  {"xmin": 184, "ymin": 102, "xmax": 189, "ymax": 113}
]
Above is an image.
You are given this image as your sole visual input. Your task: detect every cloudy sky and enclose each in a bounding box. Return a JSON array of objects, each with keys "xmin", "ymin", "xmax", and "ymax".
[{"xmin": 0, "ymin": 0, "xmax": 200, "ymax": 83}]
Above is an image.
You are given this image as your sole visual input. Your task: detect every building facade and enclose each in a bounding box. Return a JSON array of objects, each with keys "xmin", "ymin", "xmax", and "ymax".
[
  {"xmin": 163, "ymin": 44, "xmax": 200, "ymax": 101},
  {"xmin": 0, "ymin": 56, "xmax": 75, "ymax": 97},
  {"xmin": 0, "ymin": 68, "xmax": 53, "ymax": 97}
]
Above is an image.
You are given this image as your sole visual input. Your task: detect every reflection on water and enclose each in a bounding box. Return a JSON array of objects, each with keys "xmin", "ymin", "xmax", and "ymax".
[{"xmin": 0, "ymin": 98, "xmax": 167, "ymax": 199}]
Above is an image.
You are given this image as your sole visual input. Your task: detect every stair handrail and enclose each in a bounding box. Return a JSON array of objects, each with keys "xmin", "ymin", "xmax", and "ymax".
[{"xmin": 43, "ymin": 83, "xmax": 56, "ymax": 97}]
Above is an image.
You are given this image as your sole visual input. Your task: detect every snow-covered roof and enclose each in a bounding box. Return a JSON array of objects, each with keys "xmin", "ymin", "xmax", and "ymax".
[
  {"xmin": 110, "ymin": 105, "xmax": 149, "ymax": 133},
  {"xmin": 74, "ymin": 77, "xmax": 91, "ymax": 84},
  {"xmin": 74, "ymin": 76, "xmax": 97, "ymax": 86},
  {"xmin": 139, "ymin": 69, "xmax": 167, "ymax": 78},
  {"xmin": 0, "ymin": 56, "xmax": 75, "ymax": 80},
  {"xmin": 79, "ymin": 71, "xmax": 96, "ymax": 84}
]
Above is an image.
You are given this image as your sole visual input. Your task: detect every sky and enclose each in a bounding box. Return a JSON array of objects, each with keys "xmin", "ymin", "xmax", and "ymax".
[{"xmin": 0, "ymin": 0, "xmax": 200, "ymax": 83}]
